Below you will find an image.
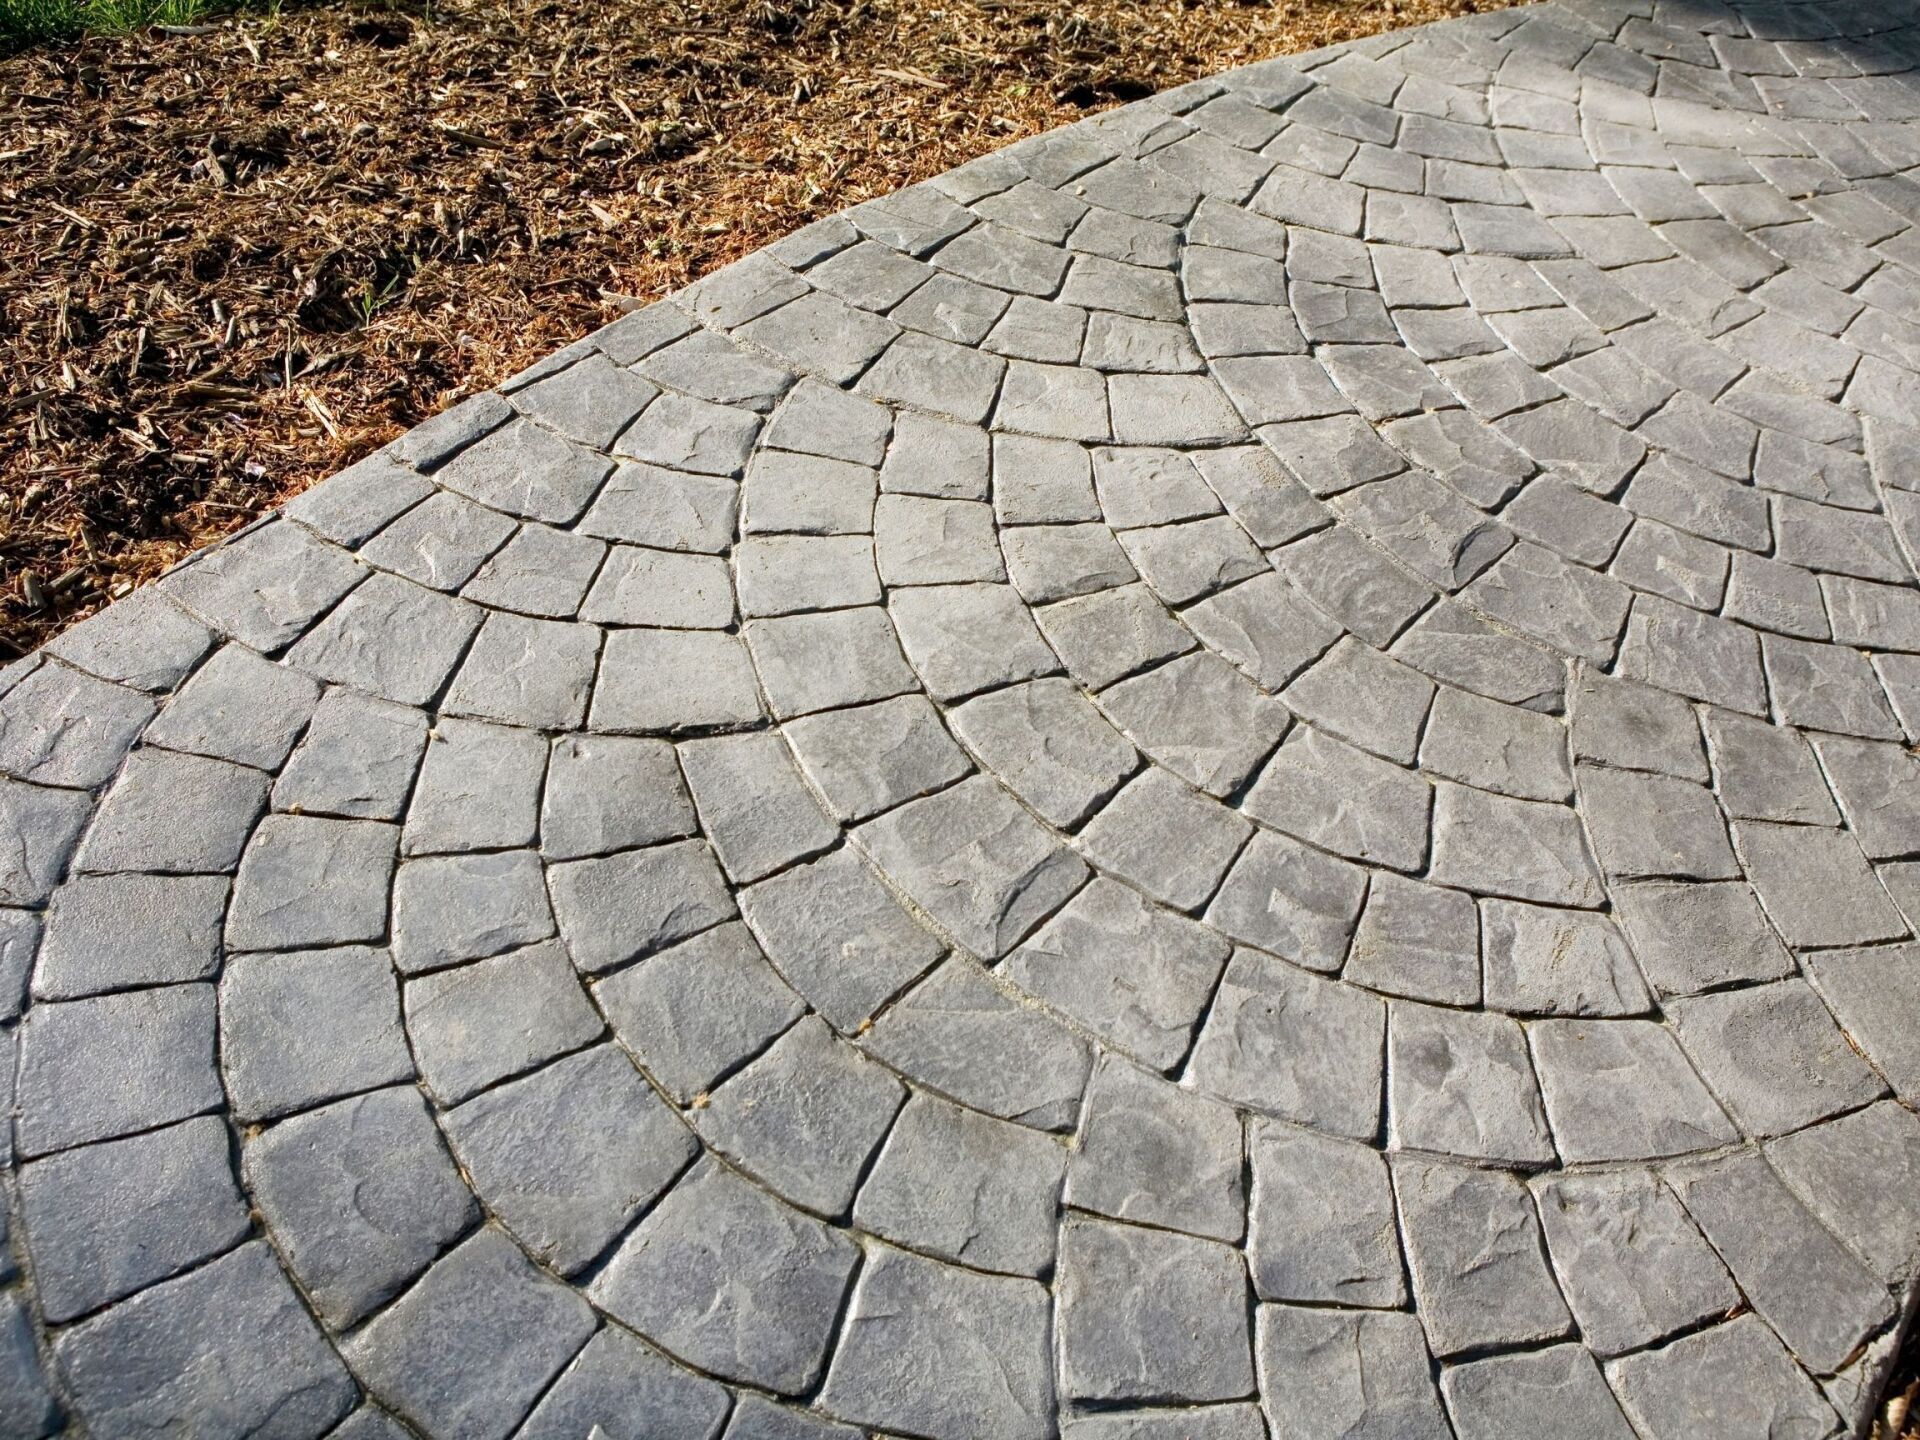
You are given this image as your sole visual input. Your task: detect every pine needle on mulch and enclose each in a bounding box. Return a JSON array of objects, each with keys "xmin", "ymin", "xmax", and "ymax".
[{"xmin": 0, "ymin": 0, "xmax": 1509, "ymax": 655}]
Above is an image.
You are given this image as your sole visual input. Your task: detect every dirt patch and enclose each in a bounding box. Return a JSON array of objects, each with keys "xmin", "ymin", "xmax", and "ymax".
[{"xmin": 0, "ymin": 0, "xmax": 1511, "ymax": 653}]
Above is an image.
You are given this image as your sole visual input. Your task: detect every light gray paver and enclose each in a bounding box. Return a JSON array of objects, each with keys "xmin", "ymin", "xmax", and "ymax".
[
  {"xmin": 444, "ymin": 1045, "xmax": 695, "ymax": 1275},
  {"xmin": 244, "ymin": 1086, "xmax": 476, "ymax": 1328}
]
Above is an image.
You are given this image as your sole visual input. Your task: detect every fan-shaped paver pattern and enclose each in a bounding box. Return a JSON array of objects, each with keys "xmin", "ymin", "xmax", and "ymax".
[{"xmin": 7, "ymin": 0, "xmax": 1920, "ymax": 1434}]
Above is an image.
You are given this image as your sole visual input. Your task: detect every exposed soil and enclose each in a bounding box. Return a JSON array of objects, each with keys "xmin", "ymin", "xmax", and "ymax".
[{"xmin": 0, "ymin": 0, "xmax": 1511, "ymax": 654}]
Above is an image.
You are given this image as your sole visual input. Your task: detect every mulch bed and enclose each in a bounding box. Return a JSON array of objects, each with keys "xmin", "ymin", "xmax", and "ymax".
[{"xmin": 0, "ymin": 0, "xmax": 1504, "ymax": 654}]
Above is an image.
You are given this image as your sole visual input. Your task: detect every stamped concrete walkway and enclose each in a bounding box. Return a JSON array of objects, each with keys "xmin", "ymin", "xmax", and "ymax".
[{"xmin": 7, "ymin": 1, "xmax": 1920, "ymax": 1435}]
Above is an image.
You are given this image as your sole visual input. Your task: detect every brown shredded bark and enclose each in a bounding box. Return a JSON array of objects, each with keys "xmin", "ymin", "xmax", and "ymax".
[{"xmin": 0, "ymin": 0, "xmax": 1514, "ymax": 654}]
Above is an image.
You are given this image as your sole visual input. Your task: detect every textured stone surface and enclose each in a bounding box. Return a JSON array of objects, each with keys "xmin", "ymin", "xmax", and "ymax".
[{"xmin": 14, "ymin": 6, "xmax": 1920, "ymax": 1432}]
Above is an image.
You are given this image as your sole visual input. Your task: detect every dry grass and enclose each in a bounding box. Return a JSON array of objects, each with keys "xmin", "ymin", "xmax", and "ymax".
[{"xmin": 0, "ymin": 0, "xmax": 1511, "ymax": 654}]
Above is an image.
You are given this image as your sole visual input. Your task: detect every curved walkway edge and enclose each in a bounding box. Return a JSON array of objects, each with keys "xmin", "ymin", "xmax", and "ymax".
[{"xmin": 6, "ymin": 1, "xmax": 1920, "ymax": 1435}]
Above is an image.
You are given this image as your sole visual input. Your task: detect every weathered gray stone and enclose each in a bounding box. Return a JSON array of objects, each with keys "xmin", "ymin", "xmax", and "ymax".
[
  {"xmin": 0, "ymin": 661, "xmax": 155, "ymax": 788},
  {"xmin": 1529, "ymin": 1019, "xmax": 1737, "ymax": 1163},
  {"xmin": 1003, "ymin": 876, "xmax": 1228, "ymax": 1070},
  {"xmin": 391, "ymin": 850, "xmax": 554, "ymax": 974},
  {"xmin": 1184, "ymin": 574, "xmax": 1339, "ymax": 691},
  {"xmin": 680, "ymin": 731, "xmax": 838, "ymax": 885},
  {"xmin": 584, "ymin": 545, "xmax": 736, "ymax": 629},
  {"xmin": 1247, "ymin": 1121, "xmax": 1403, "ymax": 1308},
  {"xmin": 161, "ymin": 521, "xmax": 363, "ymax": 655},
  {"xmin": 1803, "ymin": 941, "xmax": 1920, "ymax": 1100},
  {"xmin": 1068, "ymin": 1054, "xmax": 1243, "ymax": 1241},
  {"xmin": 219, "ymin": 947, "xmax": 412, "ymax": 1120},
  {"xmin": 78, "ymin": 748, "xmax": 266, "ymax": 877},
  {"xmin": 889, "ymin": 583, "xmax": 1060, "ymax": 701},
  {"xmin": 1345, "ymin": 871, "xmax": 1479, "ymax": 1004},
  {"xmin": 1533, "ymin": 1170, "xmax": 1737, "ymax": 1358},
  {"xmin": 875, "ymin": 495, "xmax": 1005, "ymax": 585},
  {"xmin": 1062, "ymin": 1406, "xmax": 1266, "ymax": 1440},
  {"xmin": 58, "ymin": 1242, "xmax": 355, "ymax": 1439},
  {"xmin": 1101, "ymin": 651, "xmax": 1286, "ymax": 797},
  {"xmin": 243, "ymin": 1085, "xmax": 476, "ymax": 1328},
  {"xmin": 856, "ymin": 776, "xmax": 1086, "ymax": 960},
  {"xmin": 736, "ymin": 534, "xmax": 881, "ymax": 617},
  {"xmin": 519, "ymin": 1329, "xmax": 731, "ymax": 1440},
  {"xmin": 1203, "ymin": 830, "xmax": 1368, "ymax": 975},
  {"xmin": 401, "ymin": 718, "xmax": 545, "ymax": 864},
  {"xmin": 1733, "ymin": 820, "xmax": 1908, "ymax": 948},
  {"xmin": 1574, "ymin": 768, "xmax": 1743, "ymax": 879},
  {"xmin": 444, "ymin": 1045, "xmax": 695, "ymax": 1274},
  {"xmin": 595, "ymin": 921, "xmax": 801, "ymax": 1103},
  {"xmin": 0, "ymin": 779, "xmax": 88, "ymax": 902},
  {"xmin": 1442, "ymin": 1346, "xmax": 1636, "ymax": 1440},
  {"xmin": 285, "ymin": 572, "xmax": 483, "ymax": 707},
  {"xmin": 442, "ymin": 611, "xmax": 599, "ymax": 729},
  {"xmin": 227, "ymin": 814, "xmax": 397, "ymax": 951},
  {"xmin": 404, "ymin": 939, "xmax": 600, "ymax": 1101},
  {"xmin": 1670, "ymin": 1152, "xmax": 1895, "ymax": 1377},
  {"xmin": 783, "ymin": 695, "xmax": 971, "ymax": 822},
  {"xmin": 273, "ymin": 688, "xmax": 428, "ymax": 821},
  {"xmin": 361, "ymin": 490, "xmax": 516, "ymax": 591},
  {"xmin": 853, "ymin": 1090, "xmax": 1065, "ymax": 1276},
  {"xmin": 1283, "ymin": 637, "xmax": 1438, "ymax": 774},
  {"xmin": 1243, "ymin": 723, "xmax": 1430, "ymax": 872},
  {"xmin": 743, "ymin": 607, "xmax": 916, "ymax": 719},
  {"xmin": 1463, "ymin": 541, "xmax": 1629, "ymax": 665},
  {"xmin": 541, "ymin": 734, "xmax": 695, "ymax": 860},
  {"xmin": 283, "ymin": 449, "xmax": 433, "ymax": 546},
  {"xmin": 1429, "ymin": 782, "xmax": 1604, "ymax": 907},
  {"xmin": 863, "ymin": 957, "xmax": 1091, "ymax": 1131},
  {"xmin": 1701, "ymin": 708, "xmax": 1837, "ymax": 824},
  {"xmin": 580, "ymin": 461, "xmax": 739, "ymax": 551},
  {"xmin": 0, "ymin": 906, "xmax": 37, "ymax": 1021},
  {"xmin": 17, "ymin": 985, "xmax": 221, "ymax": 1156},
  {"xmin": 1418, "ymin": 684, "xmax": 1570, "ymax": 802},
  {"xmin": 1394, "ymin": 1156, "xmax": 1572, "ymax": 1358},
  {"xmin": 613, "ymin": 391, "xmax": 762, "ymax": 476},
  {"xmin": 699, "ymin": 1016, "xmax": 904, "ymax": 1215},
  {"xmin": 1257, "ymin": 1306, "xmax": 1449, "ymax": 1440},
  {"xmin": 1188, "ymin": 947, "xmax": 1382, "ymax": 1139},
  {"xmin": 590, "ymin": 1157, "xmax": 860, "ymax": 1395},
  {"xmin": 512, "ymin": 352, "xmax": 660, "ymax": 448},
  {"xmin": 592, "ymin": 627, "xmax": 765, "ymax": 733},
  {"xmin": 1388, "ymin": 1001, "xmax": 1553, "ymax": 1164},
  {"xmin": 1273, "ymin": 525, "xmax": 1431, "ymax": 648},
  {"xmin": 1606, "ymin": 1315, "xmax": 1844, "ymax": 1440},
  {"xmin": 344, "ymin": 1229, "xmax": 597, "ymax": 1440},
  {"xmin": 19, "ymin": 1115, "xmax": 250, "ymax": 1322},
  {"xmin": 1770, "ymin": 1101, "xmax": 1920, "ymax": 1287},
  {"xmin": 743, "ymin": 449, "xmax": 878, "ymax": 536},
  {"xmin": 738, "ymin": 845, "xmax": 944, "ymax": 1029},
  {"xmin": 1570, "ymin": 669, "xmax": 1705, "ymax": 779},
  {"xmin": 35, "ymin": 872, "xmax": 226, "ymax": 999},
  {"xmin": 820, "ymin": 1244, "xmax": 1055, "ymax": 1439},
  {"xmin": 1057, "ymin": 1215, "xmax": 1254, "ymax": 1405},
  {"xmin": 1034, "ymin": 583, "xmax": 1194, "ymax": 690},
  {"xmin": 548, "ymin": 839, "xmax": 736, "ymax": 973},
  {"xmin": 0, "ymin": 1290, "xmax": 58, "ymax": 1439},
  {"xmin": 1613, "ymin": 880, "xmax": 1794, "ymax": 997},
  {"xmin": 1670, "ymin": 980, "xmax": 1886, "ymax": 1136}
]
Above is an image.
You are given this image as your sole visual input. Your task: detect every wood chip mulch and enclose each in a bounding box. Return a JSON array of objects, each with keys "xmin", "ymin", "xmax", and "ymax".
[{"xmin": 0, "ymin": 0, "xmax": 1508, "ymax": 655}]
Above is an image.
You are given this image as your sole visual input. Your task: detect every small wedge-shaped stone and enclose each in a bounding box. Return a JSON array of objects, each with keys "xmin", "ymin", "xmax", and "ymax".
[
  {"xmin": 1394, "ymin": 1155, "xmax": 1573, "ymax": 1358},
  {"xmin": 820, "ymin": 1244, "xmax": 1055, "ymax": 1440},
  {"xmin": 856, "ymin": 776, "xmax": 1087, "ymax": 959},
  {"xmin": 590, "ymin": 1157, "xmax": 860, "ymax": 1395}
]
